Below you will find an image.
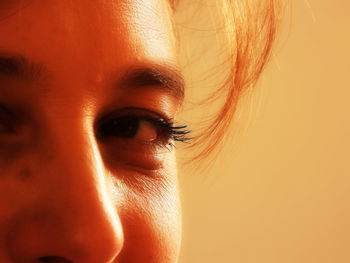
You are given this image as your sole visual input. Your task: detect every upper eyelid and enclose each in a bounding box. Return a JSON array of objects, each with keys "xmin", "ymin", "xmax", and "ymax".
[{"xmin": 96, "ymin": 106, "xmax": 172, "ymax": 125}]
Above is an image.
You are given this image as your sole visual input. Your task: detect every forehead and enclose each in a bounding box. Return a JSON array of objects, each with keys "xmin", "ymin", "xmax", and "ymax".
[{"xmin": 0, "ymin": 0, "xmax": 176, "ymax": 72}]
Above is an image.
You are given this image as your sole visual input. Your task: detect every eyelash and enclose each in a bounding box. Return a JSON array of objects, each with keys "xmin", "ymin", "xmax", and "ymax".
[
  {"xmin": 0, "ymin": 105, "xmax": 192, "ymax": 150},
  {"xmin": 97, "ymin": 111, "xmax": 192, "ymax": 148},
  {"xmin": 146, "ymin": 117, "xmax": 192, "ymax": 145}
]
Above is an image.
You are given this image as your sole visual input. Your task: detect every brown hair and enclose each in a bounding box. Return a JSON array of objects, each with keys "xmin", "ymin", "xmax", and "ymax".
[{"xmin": 173, "ymin": 0, "xmax": 282, "ymax": 162}]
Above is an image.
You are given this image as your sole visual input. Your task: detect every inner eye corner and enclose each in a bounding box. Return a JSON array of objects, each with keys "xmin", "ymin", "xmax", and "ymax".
[{"xmin": 94, "ymin": 117, "xmax": 108, "ymax": 140}]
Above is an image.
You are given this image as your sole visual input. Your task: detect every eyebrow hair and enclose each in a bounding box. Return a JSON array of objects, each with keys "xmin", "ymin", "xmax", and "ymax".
[
  {"xmin": 0, "ymin": 53, "xmax": 185, "ymax": 102},
  {"xmin": 119, "ymin": 65, "xmax": 185, "ymax": 102},
  {"xmin": 0, "ymin": 54, "xmax": 43, "ymax": 80}
]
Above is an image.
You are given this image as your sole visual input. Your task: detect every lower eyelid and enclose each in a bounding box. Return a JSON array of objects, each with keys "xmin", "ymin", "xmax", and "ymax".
[{"xmin": 103, "ymin": 142, "xmax": 168, "ymax": 171}]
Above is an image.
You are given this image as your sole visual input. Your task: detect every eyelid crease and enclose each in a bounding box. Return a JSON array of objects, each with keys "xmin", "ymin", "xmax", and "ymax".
[{"xmin": 97, "ymin": 106, "xmax": 173, "ymax": 124}]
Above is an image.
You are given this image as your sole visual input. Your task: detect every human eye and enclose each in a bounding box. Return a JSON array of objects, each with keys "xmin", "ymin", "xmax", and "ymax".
[
  {"xmin": 96, "ymin": 107, "xmax": 191, "ymax": 171},
  {"xmin": 96, "ymin": 107, "xmax": 191, "ymax": 150},
  {"xmin": 0, "ymin": 104, "xmax": 27, "ymax": 146},
  {"xmin": 0, "ymin": 105, "xmax": 15, "ymax": 134}
]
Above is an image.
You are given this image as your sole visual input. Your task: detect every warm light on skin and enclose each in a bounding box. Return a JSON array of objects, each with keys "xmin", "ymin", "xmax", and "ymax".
[
  {"xmin": 123, "ymin": 0, "xmax": 177, "ymax": 61},
  {"xmin": 0, "ymin": 0, "xmax": 182, "ymax": 262}
]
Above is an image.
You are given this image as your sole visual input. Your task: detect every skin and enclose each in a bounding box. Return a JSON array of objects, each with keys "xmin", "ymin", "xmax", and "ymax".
[{"xmin": 0, "ymin": 0, "xmax": 184, "ymax": 262}]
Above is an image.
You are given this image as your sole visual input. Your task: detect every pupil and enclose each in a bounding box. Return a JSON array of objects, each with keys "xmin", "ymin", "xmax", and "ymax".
[{"xmin": 102, "ymin": 116, "xmax": 139, "ymax": 138}]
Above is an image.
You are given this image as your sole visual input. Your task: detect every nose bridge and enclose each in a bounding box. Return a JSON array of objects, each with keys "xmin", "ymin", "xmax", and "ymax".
[
  {"xmin": 46, "ymin": 119, "xmax": 124, "ymax": 261},
  {"xmin": 8, "ymin": 117, "xmax": 124, "ymax": 262}
]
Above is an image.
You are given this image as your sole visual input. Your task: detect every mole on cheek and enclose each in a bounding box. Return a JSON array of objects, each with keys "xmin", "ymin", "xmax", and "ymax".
[{"xmin": 18, "ymin": 167, "xmax": 33, "ymax": 181}]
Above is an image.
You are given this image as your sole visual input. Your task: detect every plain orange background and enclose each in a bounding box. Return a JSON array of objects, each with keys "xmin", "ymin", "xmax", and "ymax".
[{"xmin": 177, "ymin": 1, "xmax": 350, "ymax": 262}]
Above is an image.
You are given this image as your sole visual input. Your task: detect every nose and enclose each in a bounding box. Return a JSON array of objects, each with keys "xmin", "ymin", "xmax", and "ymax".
[{"xmin": 6, "ymin": 124, "xmax": 124, "ymax": 263}]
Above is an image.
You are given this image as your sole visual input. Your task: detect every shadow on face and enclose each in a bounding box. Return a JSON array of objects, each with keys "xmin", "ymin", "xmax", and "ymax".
[{"xmin": 0, "ymin": 0, "xmax": 183, "ymax": 262}]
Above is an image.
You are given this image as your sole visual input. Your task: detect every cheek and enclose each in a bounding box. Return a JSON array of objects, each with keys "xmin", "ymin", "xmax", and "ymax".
[
  {"xmin": 116, "ymin": 159, "xmax": 182, "ymax": 262},
  {"xmin": 0, "ymin": 162, "xmax": 37, "ymax": 223},
  {"xmin": 120, "ymin": 191, "xmax": 182, "ymax": 262}
]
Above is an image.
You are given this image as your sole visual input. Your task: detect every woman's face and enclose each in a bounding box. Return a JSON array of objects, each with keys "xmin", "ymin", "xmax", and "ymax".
[{"xmin": 0, "ymin": 0, "xmax": 184, "ymax": 262}]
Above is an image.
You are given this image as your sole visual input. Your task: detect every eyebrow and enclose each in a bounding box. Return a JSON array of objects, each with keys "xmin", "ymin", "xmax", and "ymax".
[
  {"xmin": 0, "ymin": 54, "xmax": 185, "ymax": 102},
  {"xmin": 119, "ymin": 65, "xmax": 185, "ymax": 102},
  {"xmin": 0, "ymin": 54, "xmax": 43, "ymax": 79}
]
